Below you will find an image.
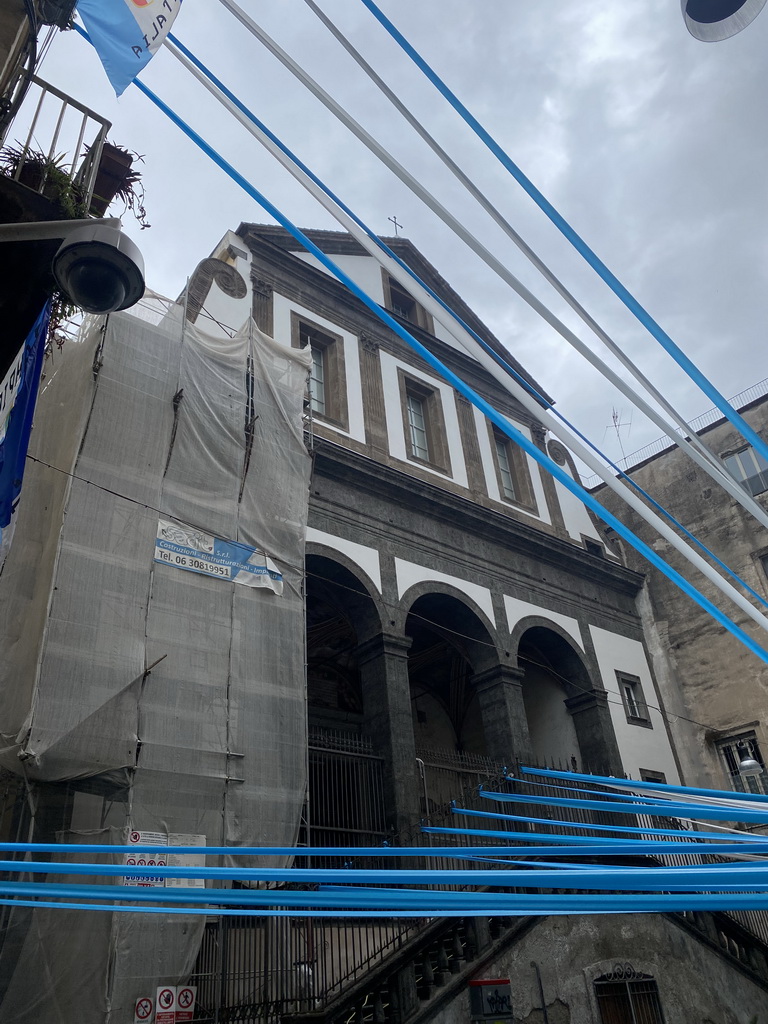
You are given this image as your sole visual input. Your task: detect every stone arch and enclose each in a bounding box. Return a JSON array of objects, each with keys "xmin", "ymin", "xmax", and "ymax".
[
  {"xmin": 304, "ymin": 552, "xmax": 384, "ymax": 730},
  {"xmin": 509, "ymin": 616, "xmax": 621, "ymax": 774},
  {"xmin": 396, "ymin": 584, "xmax": 525, "ymax": 792}
]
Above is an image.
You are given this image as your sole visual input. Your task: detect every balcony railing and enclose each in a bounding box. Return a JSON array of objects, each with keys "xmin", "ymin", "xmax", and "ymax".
[{"xmin": 0, "ymin": 74, "xmax": 110, "ymax": 213}]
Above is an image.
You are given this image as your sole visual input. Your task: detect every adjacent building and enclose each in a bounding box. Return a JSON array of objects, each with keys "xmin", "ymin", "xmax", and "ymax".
[{"xmin": 594, "ymin": 386, "xmax": 768, "ymax": 799}]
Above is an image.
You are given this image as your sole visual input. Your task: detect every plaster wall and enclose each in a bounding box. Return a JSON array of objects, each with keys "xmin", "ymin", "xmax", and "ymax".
[
  {"xmin": 589, "ymin": 626, "xmax": 679, "ymax": 783},
  {"xmin": 193, "ymin": 230, "xmax": 253, "ymax": 337},
  {"xmin": 433, "ymin": 914, "xmax": 768, "ymax": 1024},
  {"xmin": 555, "ymin": 475, "xmax": 608, "ymax": 548},
  {"xmin": 294, "ymin": 251, "xmax": 387, "ymax": 302},
  {"xmin": 503, "ymin": 597, "xmax": 583, "ymax": 650},
  {"xmin": 306, "ymin": 527, "xmax": 382, "ymax": 592},
  {"xmin": 395, "ymin": 558, "xmax": 495, "ymax": 626}
]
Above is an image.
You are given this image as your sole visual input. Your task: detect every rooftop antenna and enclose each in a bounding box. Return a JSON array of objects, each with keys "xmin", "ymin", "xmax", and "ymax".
[{"xmin": 604, "ymin": 407, "xmax": 632, "ymax": 466}]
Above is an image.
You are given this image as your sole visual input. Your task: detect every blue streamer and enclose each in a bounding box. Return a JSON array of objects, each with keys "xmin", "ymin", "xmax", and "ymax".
[
  {"xmin": 453, "ymin": 806, "xmax": 758, "ymax": 843},
  {"xmin": 520, "ymin": 765, "xmax": 768, "ymax": 806},
  {"xmin": 355, "ymin": 0, "xmax": 768, "ymax": 467},
  {"xmin": 481, "ymin": 789, "xmax": 768, "ymax": 823},
  {"xmin": 72, "ymin": 22, "xmax": 768, "ymax": 670},
  {"xmin": 166, "ymin": 29, "xmax": 768, "ymax": 615}
]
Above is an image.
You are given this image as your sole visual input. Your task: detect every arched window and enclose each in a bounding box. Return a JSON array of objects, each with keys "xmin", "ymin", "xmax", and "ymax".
[{"xmin": 593, "ymin": 963, "xmax": 665, "ymax": 1024}]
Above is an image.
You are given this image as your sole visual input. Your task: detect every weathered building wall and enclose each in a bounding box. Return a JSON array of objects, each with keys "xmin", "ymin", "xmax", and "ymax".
[
  {"xmin": 596, "ymin": 397, "xmax": 768, "ymax": 791},
  {"xmin": 432, "ymin": 914, "xmax": 768, "ymax": 1024}
]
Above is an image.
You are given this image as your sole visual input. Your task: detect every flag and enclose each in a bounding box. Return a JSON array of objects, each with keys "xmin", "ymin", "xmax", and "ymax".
[
  {"xmin": 0, "ymin": 301, "xmax": 52, "ymax": 568},
  {"xmin": 76, "ymin": 0, "xmax": 184, "ymax": 96}
]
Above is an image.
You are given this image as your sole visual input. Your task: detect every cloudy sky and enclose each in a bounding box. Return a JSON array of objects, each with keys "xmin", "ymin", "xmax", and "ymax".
[{"xmin": 25, "ymin": 0, "xmax": 768, "ymax": 471}]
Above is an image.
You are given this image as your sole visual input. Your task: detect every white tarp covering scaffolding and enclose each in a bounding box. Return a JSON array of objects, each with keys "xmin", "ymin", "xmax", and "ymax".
[{"xmin": 0, "ymin": 299, "xmax": 312, "ymax": 1022}]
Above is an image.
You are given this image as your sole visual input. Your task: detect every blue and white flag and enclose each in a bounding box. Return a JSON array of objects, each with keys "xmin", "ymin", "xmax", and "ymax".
[
  {"xmin": 0, "ymin": 300, "xmax": 51, "ymax": 568},
  {"xmin": 76, "ymin": 0, "xmax": 184, "ymax": 96}
]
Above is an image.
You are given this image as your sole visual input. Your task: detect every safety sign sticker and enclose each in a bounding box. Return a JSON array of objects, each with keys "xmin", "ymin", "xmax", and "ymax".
[
  {"xmin": 176, "ymin": 985, "xmax": 197, "ymax": 1023},
  {"xmin": 154, "ymin": 519, "xmax": 283, "ymax": 594},
  {"xmin": 123, "ymin": 830, "xmax": 167, "ymax": 888},
  {"xmin": 156, "ymin": 986, "xmax": 177, "ymax": 1024},
  {"xmin": 134, "ymin": 996, "xmax": 153, "ymax": 1024}
]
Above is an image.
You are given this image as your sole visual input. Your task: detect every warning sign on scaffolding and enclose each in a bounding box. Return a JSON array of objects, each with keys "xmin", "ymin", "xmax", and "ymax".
[
  {"xmin": 176, "ymin": 985, "xmax": 197, "ymax": 1023},
  {"xmin": 121, "ymin": 830, "xmax": 206, "ymax": 888},
  {"xmin": 166, "ymin": 833, "xmax": 206, "ymax": 890},
  {"xmin": 134, "ymin": 996, "xmax": 154, "ymax": 1024},
  {"xmin": 154, "ymin": 519, "xmax": 283, "ymax": 593},
  {"xmin": 156, "ymin": 986, "xmax": 177, "ymax": 1024},
  {"xmin": 122, "ymin": 830, "xmax": 168, "ymax": 888}
]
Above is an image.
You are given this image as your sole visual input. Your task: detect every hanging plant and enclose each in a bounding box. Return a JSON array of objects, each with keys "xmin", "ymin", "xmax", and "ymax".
[{"xmin": 88, "ymin": 142, "xmax": 150, "ymax": 230}]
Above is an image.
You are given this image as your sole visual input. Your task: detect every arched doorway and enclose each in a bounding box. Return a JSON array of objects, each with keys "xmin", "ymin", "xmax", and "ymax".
[
  {"xmin": 304, "ymin": 553, "xmax": 386, "ymax": 851},
  {"xmin": 403, "ymin": 590, "xmax": 503, "ymax": 815},
  {"xmin": 514, "ymin": 622, "xmax": 620, "ymax": 774}
]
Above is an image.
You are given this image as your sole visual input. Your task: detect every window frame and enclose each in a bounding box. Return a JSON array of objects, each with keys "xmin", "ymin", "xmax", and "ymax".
[
  {"xmin": 722, "ymin": 444, "xmax": 768, "ymax": 498},
  {"xmin": 716, "ymin": 730, "xmax": 768, "ymax": 795},
  {"xmin": 593, "ymin": 968, "xmax": 666, "ymax": 1024},
  {"xmin": 382, "ymin": 271, "xmax": 434, "ymax": 334},
  {"xmin": 291, "ymin": 313, "xmax": 348, "ymax": 429},
  {"xmin": 397, "ymin": 369, "xmax": 452, "ymax": 475},
  {"xmin": 487, "ymin": 423, "xmax": 536, "ymax": 511},
  {"xmin": 616, "ymin": 671, "xmax": 653, "ymax": 729}
]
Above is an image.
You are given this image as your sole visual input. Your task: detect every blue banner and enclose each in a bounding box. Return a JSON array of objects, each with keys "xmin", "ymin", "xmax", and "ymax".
[
  {"xmin": 154, "ymin": 519, "xmax": 283, "ymax": 593},
  {"xmin": 0, "ymin": 301, "xmax": 51, "ymax": 565},
  {"xmin": 76, "ymin": 0, "xmax": 183, "ymax": 96}
]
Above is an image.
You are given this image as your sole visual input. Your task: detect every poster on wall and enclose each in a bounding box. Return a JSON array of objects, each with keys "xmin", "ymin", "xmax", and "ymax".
[
  {"xmin": 122, "ymin": 830, "xmax": 206, "ymax": 888},
  {"xmin": 154, "ymin": 519, "xmax": 283, "ymax": 593}
]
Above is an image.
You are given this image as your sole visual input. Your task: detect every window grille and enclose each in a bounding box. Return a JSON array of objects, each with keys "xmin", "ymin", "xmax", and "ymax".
[{"xmin": 594, "ymin": 963, "xmax": 665, "ymax": 1024}]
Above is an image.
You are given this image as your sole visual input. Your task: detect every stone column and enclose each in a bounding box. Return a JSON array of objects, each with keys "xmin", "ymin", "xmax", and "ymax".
[
  {"xmin": 473, "ymin": 665, "xmax": 533, "ymax": 767},
  {"xmin": 357, "ymin": 633, "xmax": 420, "ymax": 834},
  {"xmin": 564, "ymin": 687, "xmax": 622, "ymax": 775}
]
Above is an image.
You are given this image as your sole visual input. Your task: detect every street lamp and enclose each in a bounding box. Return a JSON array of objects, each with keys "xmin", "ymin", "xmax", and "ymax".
[
  {"xmin": 681, "ymin": 0, "xmax": 768, "ymax": 41},
  {"xmin": 736, "ymin": 740, "xmax": 764, "ymax": 780}
]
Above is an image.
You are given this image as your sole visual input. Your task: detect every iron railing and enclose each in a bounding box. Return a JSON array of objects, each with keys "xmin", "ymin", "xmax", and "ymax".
[{"xmin": 0, "ymin": 74, "xmax": 110, "ymax": 212}]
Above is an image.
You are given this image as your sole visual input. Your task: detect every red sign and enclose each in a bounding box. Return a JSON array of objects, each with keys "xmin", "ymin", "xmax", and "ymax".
[
  {"xmin": 176, "ymin": 985, "xmax": 197, "ymax": 1022},
  {"xmin": 134, "ymin": 996, "xmax": 153, "ymax": 1023},
  {"xmin": 156, "ymin": 985, "xmax": 177, "ymax": 1024}
]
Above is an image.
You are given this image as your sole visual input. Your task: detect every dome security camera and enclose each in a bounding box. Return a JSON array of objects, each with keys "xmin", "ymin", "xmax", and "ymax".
[
  {"xmin": 52, "ymin": 222, "xmax": 145, "ymax": 314},
  {"xmin": 682, "ymin": 0, "xmax": 768, "ymax": 41}
]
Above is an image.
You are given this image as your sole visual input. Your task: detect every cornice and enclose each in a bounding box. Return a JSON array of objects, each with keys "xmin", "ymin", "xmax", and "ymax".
[{"xmin": 310, "ymin": 437, "xmax": 645, "ymax": 597}]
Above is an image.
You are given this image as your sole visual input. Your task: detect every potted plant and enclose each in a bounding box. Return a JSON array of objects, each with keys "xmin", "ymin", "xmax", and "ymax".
[
  {"xmin": 88, "ymin": 142, "xmax": 150, "ymax": 229},
  {"xmin": 0, "ymin": 144, "xmax": 86, "ymax": 217}
]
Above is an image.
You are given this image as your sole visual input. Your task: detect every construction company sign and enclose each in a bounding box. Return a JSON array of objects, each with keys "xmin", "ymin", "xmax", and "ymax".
[
  {"xmin": 154, "ymin": 519, "xmax": 283, "ymax": 594},
  {"xmin": 122, "ymin": 830, "xmax": 206, "ymax": 888}
]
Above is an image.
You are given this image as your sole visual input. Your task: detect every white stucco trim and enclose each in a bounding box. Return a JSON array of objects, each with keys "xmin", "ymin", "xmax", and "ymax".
[
  {"xmin": 589, "ymin": 625, "xmax": 680, "ymax": 784},
  {"xmin": 503, "ymin": 596, "xmax": 583, "ymax": 650},
  {"xmin": 395, "ymin": 559, "xmax": 495, "ymax": 625},
  {"xmin": 379, "ymin": 351, "xmax": 468, "ymax": 487},
  {"xmin": 272, "ymin": 293, "xmax": 365, "ymax": 443},
  {"xmin": 306, "ymin": 528, "xmax": 382, "ymax": 592}
]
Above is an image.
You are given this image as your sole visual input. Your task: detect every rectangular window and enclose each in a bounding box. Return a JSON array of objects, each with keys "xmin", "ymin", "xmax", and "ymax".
[
  {"xmin": 309, "ymin": 344, "xmax": 326, "ymax": 416},
  {"xmin": 717, "ymin": 732, "xmax": 768, "ymax": 795},
  {"xmin": 723, "ymin": 445, "xmax": 768, "ymax": 497},
  {"xmin": 486, "ymin": 423, "xmax": 536, "ymax": 511},
  {"xmin": 397, "ymin": 369, "xmax": 451, "ymax": 474},
  {"xmin": 407, "ymin": 391, "xmax": 430, "ymax": 461},
  {"xmin": 594, "ymin": 971, "xmax": 665, "ymax": 1024},
  {"xmin": 291, "ymin": 314, "xmax": 348, "ymax": 428},
  {"xmin": 494, "ymin": 434, "xmax": 517, "ymax": 501},
  {"xmin": 616, "ymin": 671, "xmax": 652, "ymax": 728},
  {"xmin": 382, "ymin": 272, "xmax": 434, "ymax": 333}
]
